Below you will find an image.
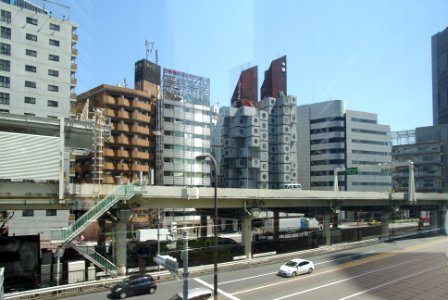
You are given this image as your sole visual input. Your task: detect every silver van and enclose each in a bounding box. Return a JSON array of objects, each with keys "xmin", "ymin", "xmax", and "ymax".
[
  {"xmin": 281, "ymin": 183, "xmax": 302, "ymax": 190},
  {"xmin": 172, "ymin": 287, "xmax": 213, "ymax": 300}
]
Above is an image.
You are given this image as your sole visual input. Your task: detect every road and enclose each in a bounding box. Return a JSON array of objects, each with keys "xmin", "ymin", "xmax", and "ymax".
[{"xmin": 63, "ymin": 235, "xmax": 448, "ymax": 300}]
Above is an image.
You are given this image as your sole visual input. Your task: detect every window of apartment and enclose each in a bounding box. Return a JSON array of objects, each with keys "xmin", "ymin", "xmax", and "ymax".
[
  {"xmin": 48, "ymin": 69, "xmax": 59, "ymax": 77},
  {"xmin": 22, "ymin": 210, "xmax": 34, "ymax": 217},
  {"xmin": 1, "ymin": 26, "xmax": 10, "ymax": 39},
  {"xmin": 49, "ymin": 39, "xmax": 59, "ymax": 47},
  {"xmin": 26, "ymin": 33, "xmax": 37, "ymax": 42},
  {"xmin": 48, "ymin": 84, "xmax": 58, "ymax": 92},
  {"xmin": 49, "ymin": 23, "xmax": 60, "ymax": 31},
  {"xmin": 0, "ymin": 92, "xmax": 9, "ymax": 104},
  {"xmin": 26, "ymin": 17, "xmax": 38, "ymax": 26},
  {"xmin": 0, "ymin": 42, "xmax": 10, "ymax": 55},
  {"xmin": 0, "ymin": 75, "xmax": 9, "ymax": 87},
  {"xmin": 0, "ymin": 59, "xmax": 9, "ymax": 71},
  {"xmin": 24, "ymin": 96, "xmax": 36, "ymax": 104},
  {"xmin": 47, "ymin": 100, "xmax": 58, "ymax": 107},
  {"xmin": 1, "ymin": 10, "xmax": 11, "ymax": 23},
  {"xmin": 47, "ymin": 115, "xmax": 58, "ymax": 119},
  {"xmin": 46, "ymin": 209, "xmax": 57, "ymax": 216},
  {"xmin": 24, "ymin": 113, "xmax": 35, "ymax": 116},
  {"xmin": 49, "ymin": 54, "xmax": 59, "ymax": 61},
  {"xmin": 25, "ymin": 80, "xmax": 36, "ymax": 88},
  {"xmin": 0, "ymin": 108, "xmax": 9, "ymax": 113},
  {"xmin": 25, "ymin": 65, "xmax": 36, "ymax": 72},
  {"xmin": 26, "ymin": 49, "xmax": 37, "ymax": 57}
]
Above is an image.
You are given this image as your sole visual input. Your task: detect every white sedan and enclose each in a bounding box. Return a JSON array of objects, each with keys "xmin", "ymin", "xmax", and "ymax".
[{"xmin": 278, "ymin": 259, "xmax": 314, "ymax": 277}]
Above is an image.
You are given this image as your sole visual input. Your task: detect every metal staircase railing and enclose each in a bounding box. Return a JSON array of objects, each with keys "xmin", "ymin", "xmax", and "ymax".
[
  {"xmin": 70, "ymin": 242, "xmax": 118, "ymax": 277},
  {"xmin": 51, "ymin": 185, "xmax": 142, "ymax": 246}
]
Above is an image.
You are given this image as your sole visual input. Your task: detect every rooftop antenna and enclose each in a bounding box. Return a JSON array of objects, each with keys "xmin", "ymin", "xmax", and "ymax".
[
  {"xmin": 155, "ymin": 49, "xmax": 159, "ymax": 64},
  {"xmin": 145, "ymin": 39, "xmax": 154, "ymax": 61}
]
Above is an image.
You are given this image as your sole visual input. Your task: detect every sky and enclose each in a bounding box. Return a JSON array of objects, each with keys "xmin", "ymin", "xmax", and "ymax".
[{"xmin": 44, "ymin": 0, "xmax": 448, "ymax": 132}]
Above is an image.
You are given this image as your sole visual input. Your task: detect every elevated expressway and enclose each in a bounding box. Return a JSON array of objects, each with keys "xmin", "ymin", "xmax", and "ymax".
[{"xmin": 1, "ymin": 183, "xmax": 447, "ymax": 275}]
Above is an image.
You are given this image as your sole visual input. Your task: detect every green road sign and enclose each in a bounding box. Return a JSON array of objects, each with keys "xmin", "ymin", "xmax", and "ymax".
[{"xmin": 346, "ymin": 167, "xmax": 358, "ymax": 175}]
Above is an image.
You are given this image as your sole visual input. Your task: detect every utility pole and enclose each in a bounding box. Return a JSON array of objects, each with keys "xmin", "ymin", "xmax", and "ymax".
[{"xmin": 182, "ymin": 231, "xmax": 189, "ymax": 300}]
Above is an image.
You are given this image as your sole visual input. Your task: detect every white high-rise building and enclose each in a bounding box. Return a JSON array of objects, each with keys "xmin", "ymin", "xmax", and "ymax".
[
  {"xmin": 156, "ymin": 68, "xmax": 212, "ymax": 186},
  {"xmin": 297, "ymin": 100, "xmax": 392, "ymax": 191},
  {"xmin": 0, "ymin": 0, "xmax": 77, "ymax": 118}
]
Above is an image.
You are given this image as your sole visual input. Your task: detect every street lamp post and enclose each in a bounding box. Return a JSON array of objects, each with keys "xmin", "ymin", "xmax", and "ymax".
[{"xmin": 195, "ymin": 154, "xmax": 218, "ymax": 299}]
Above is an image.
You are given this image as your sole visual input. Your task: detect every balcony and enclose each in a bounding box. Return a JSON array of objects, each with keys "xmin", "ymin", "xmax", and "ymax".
[
  {"xmin": 114, "ymin": 136, "xmax": 130, "ymax": 145},
  {"xmin": 71, "ymin": 48, "xmax": 78, "ymax": 57},
  {"xmin": 116, "ymin": 149, "xmax": 130, "ymax": 158},
  {"xmin": 116, "ymin": 110, "xmax": 130, "ymax": 119},
  {"xmin": 116, "ymin": 162, "xmax": 130, "ymax": 171},
  {"xmin": 70, "ymin": 93, "xmax": 77, "ymax": 100},
  {"xmin": 70, "ymin": 78, "xmax": 77, "ymax": 86},
  {"xmin": 104, "ymin": 108, "xmax": 115, "ymax": 118},
  {"xmin": 71, "ymin": 63, "xmax": 77, "ymax": 71},
  {"xmin": 102, "ymin": 176, "xmax": 115, "ymax": 184},
  {"xmin": 131, "ymin": 150, "xmax": 150, "ymax": 160},
  {"xmin": 103, "ymin": 148, "xmax": 115, "ymax": 157},
  {"xmin": 103, "ymin": 162, "xmax": 115, "ymax": 171},
  {"xmin": 116, "ymin": 123, "xmax": 130, "ymax": 132},
  {"xmin": 72, "ymin": 33, "xmax": 78, "ymax": 43},
  {"xmin": 103, "ymin": 95, "xmax": 115, "ymax": 105},
  {"xmin": 131, "ymin": 124, "xmax": 150, "ymax": 135},
  {"xmin": 131, "ymin": 112, "xmax": 150, "ymax": 123},
  {"xmin": 117, "ymin": 97, "xmax": 130, "ymax": 107},
  {"xmin": 131, "ymin": 100, "xmax": 152, "ymax": 112},
  {"xmin": 131, "ymin": 164, "xmax": 149, "ymax": 172},
  {"xmin": 131, "ymin": 137, "xmax": 150, "ymax": 147}
]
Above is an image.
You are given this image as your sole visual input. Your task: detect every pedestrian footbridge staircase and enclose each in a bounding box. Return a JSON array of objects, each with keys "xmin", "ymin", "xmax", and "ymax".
[{"xmin": 51, "ymin": 184, "xmax": 145, "ymax": 277}]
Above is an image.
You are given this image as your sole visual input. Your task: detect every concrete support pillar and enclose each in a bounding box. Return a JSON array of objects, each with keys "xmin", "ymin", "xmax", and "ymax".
[
  {"xmin": 200, "ymin": 214, "xmax": 208, "ymax": 237},
  {"xmin": 323, "ymin": 214, "xmax": 331, "ymax": 246},
  {"xmin": 114, "ymin": 210, "xmax": 132, "ymax": 276},
  {"xmin": 381, "ymin": 212, "xmax": 390, "ymax": 240},
  {"xmin": 273, "ymin": 211, "xmax": 279, "ymax": 239},
  {"xmin": 442, "ymin": 209, "xmax": 447, "ymax": 236},
  {"xmin": 241, "ymin": 215, "xmax": 252, "ymax": 259},
  {"xmin": 430, "ymin": 210, "xmax": 439, "ymax": 232}
]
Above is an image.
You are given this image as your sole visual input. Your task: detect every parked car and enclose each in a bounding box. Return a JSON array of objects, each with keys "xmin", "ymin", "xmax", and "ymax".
[
  {"xmin": 110, "ymin": 274, "xmax": 157, "ymax": 299},
  {"xmin": 170, "ymin": 287, "xmax": 213, "ymax": 299},
  {"xmin": 278, "ymin": 259, "xmax": 314, "ymax": 277}
]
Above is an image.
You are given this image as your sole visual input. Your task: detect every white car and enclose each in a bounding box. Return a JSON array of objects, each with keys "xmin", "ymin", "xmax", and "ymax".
[{"xmin": 278, "ymin": 259, "xmax": 314, "ymax": 277}]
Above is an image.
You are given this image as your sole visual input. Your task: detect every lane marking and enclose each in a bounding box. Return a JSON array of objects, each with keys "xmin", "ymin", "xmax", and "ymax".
[
  {"xmin": 194, "ymin": 278, "xmax": 241, "ymax": 300},
  {"xmin": 221, "ymin": 248, "xmax": 382, "ymax": 285},
  {"xmin": 234, "ymin": 259, "xmax": 415, "ymax": 297},
  {"xmin": 220, "ymin": 272, "xmax": 278, "ymax": 285},
  {"xmin": 338, "ymin": 265, "xmax": 443, "ymax": 300},
  {"xmin": 236, "ymin": 238, "xmax": 448, "ymax": 298}
]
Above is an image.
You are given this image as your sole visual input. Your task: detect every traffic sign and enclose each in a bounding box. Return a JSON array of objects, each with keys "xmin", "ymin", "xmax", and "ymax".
[
  {"xmin": 346, "ymin": 167, "xmax": 358, "ymax": 175},
  {"xmin": 154, "ymin": 255, "xmax": 179, "ymax": 274}
]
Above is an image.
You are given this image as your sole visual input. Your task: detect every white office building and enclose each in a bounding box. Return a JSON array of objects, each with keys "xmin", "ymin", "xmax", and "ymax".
[
  {"xmin": 297, "ymin": 100, "xmax": 392, "ymax": 191},
  {"xmin": 155, "ymin": 68, "xmax": 212, "ymax": 186},
  {"xmin": 0, "ymin": 0, "xmax": 77, "ymax": 118}
]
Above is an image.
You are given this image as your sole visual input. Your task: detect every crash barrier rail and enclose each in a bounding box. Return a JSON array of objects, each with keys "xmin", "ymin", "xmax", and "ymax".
[
  {"xmin": 4, "ymin": 237, "xmax": 382, "ymax": 300},
  {"xmin": 5, "ymin": 227, "xmax": 440, "ymax": 300}
]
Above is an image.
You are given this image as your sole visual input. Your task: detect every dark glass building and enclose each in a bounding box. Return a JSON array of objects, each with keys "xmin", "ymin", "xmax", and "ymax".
[{"xmin": 432, "ymin": 27, "xmax": 448, "ymax": 125}]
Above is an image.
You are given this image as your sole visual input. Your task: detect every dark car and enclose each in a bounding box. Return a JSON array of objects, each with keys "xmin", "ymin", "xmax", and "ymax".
[{"xmin": 110, "ymin": 274, "xmax": 157, "ymax": 299}]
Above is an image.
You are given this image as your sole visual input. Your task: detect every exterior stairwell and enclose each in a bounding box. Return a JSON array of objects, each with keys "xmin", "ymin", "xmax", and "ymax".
[
  {"xmin": 69, "ymin": 242, "xmax": 118, "ymax": 277},
  {"xmin": 51, "ymin": 184, "xmax": 144, "ymax": 277}
]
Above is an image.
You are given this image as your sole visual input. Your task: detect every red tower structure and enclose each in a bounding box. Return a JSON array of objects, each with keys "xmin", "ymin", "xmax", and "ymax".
[
  {"xmin": 231, "ymin": 66, "xmax": 258, "ymax": 109},
  {"xmin": 261, "ymin": 55, "xmax": 287, "ymax": 99}
]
